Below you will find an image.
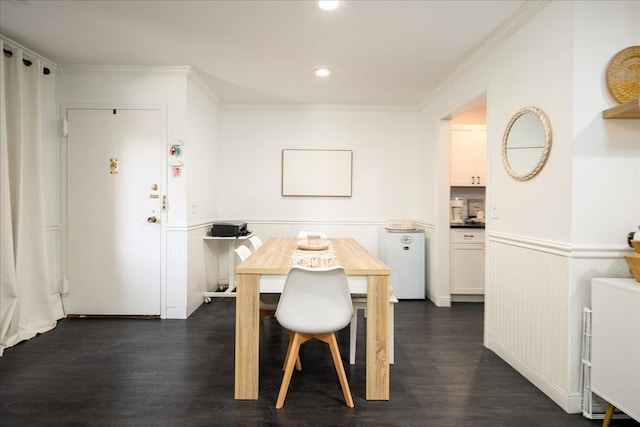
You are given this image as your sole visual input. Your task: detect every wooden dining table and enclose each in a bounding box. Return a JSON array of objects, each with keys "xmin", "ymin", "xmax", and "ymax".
[{"xmin": 234, "ymin": 237, "xmax": 391, "ymax": 401}]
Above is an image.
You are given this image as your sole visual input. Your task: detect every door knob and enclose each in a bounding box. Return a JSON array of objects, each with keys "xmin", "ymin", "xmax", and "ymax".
[{"xmin": 147, "ymin": 216, "xmax": 158, "ymax": 223}]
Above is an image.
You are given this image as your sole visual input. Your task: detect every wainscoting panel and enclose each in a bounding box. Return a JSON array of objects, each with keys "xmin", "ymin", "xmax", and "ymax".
[
  {"xmin": 187, "ymin": 223, "xmax": 214, "ymax": 317},
  {"xmin": 166, "ymin": 228, "xmax": 187, "ymax": 318},
  {"xmin": 486, "ymin": 235, "xmax": 571, "ymax": 407}
]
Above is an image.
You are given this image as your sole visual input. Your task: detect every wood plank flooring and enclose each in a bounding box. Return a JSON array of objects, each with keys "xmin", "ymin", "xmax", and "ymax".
[{"xmin": 1, "ymin": 300, "xmax": 638, "ymax": 427}]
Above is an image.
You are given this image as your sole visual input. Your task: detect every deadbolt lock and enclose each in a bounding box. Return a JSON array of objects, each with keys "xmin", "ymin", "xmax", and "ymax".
[{"xmin": 151, "ymin": 184, "xmax": 158, "ymax": 191}]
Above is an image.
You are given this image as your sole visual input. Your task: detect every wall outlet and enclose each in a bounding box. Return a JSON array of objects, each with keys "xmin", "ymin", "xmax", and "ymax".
[{"xmin": 190, "ymin": 202, "xmax": 197, "ymax": 214}]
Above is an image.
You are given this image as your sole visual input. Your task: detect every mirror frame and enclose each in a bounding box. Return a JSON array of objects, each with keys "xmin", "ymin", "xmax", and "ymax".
[{"xmin": 501, "ymin": 106, "xmax": 552, "ymax": 181}]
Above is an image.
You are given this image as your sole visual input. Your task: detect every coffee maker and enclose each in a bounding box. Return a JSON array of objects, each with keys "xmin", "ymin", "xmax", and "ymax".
[{"xmin": 450, "ymin": 198, "xmax": 464, "ymax": 224}]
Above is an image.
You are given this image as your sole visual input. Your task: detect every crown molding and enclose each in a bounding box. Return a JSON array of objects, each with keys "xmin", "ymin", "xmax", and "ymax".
[
  {"xmin": 54, "ymin": 65, "xmax": 417, "ymax": 111},
  {"xmin": 418, "ymin": 0, "xmax": 550, "ymax": 109},
  {"xmin": 57, "ymin": 64, "xmax": 221, "ymax": 106},
  {"xmin": 220, "ymin": 103, "xmax": 419, "ymax": 112},
  {"xmin": 185, "ymin": 67, "xmax": 222, "ymax": 107},
  {"xmin": 57, "ymin": 64, "xmax": 192, "ymax": 75}
]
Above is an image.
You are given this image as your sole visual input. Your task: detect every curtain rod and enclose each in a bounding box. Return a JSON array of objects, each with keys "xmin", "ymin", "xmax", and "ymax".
[
  {"xmin": 1, "ymin": 35, "xmax": 55, "ymax": 75},
  {"xmin": 3, "ymin": 48, "xmax": 51, "ymax": 75}
]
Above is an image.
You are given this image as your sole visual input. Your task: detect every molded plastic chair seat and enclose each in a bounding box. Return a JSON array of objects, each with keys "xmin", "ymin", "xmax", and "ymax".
[
  {"xmin": 234, "ymin": 245, "xmax": 253, "ymax": 263},
  {"xmin": 232, "ymin": 246, "xmax": 253, "ymax": 293},
  {"xmin": 248, "ymin": 235, "xmax": 263, "ymax": 252},
  {"xmin": 274, "ymin": 266, "xmax": 354, "ymax": 409}
]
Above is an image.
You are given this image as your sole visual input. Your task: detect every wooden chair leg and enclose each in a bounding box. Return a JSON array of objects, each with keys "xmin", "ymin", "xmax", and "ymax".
[
  {"xmin": 259, "ymin": 309, "xmax": 274, "ymax": 322},
  {"xmin": 276, "ymin": 332, "xmax": 312, "ymax": 409},
  {"xmin": 282, "ymin": 330, "xmax": 302, "ymax": 371},
  {"xmin": 603, "ymin": 404, "xmax": 615, "ymax": 427},
  {"xmin": 276, "ymin": 332, "xmax": 301, "ymax": 409},
  {"xmin": 318, "ymin": 332, "xmax": 355, "ymax": 408}
]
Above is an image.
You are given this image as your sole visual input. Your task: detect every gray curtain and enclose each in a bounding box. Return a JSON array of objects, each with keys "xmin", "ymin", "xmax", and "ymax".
[{"xmin": 0, "ymin": 41, "xmax": 55, "ymax": 355}]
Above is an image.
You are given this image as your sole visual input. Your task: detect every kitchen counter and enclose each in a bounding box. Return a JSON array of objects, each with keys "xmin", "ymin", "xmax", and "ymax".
[{"xmin": 450, "ymin": 222, "xmax": 485, "ymax": 229}]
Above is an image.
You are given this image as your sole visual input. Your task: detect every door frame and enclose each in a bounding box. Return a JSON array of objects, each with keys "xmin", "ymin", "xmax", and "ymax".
[
  {"xmin": 60, "ymin": 103, "xmax": 168, "ymax": 318},
  {"xmin": 435, "ymin": 92, "xmax": 489, "ymax": 340}
]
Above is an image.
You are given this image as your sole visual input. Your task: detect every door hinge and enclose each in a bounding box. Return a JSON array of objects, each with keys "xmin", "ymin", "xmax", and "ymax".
[{"xmin": 62, "ymin": 118, "xmax": 69, "ymax": 137}]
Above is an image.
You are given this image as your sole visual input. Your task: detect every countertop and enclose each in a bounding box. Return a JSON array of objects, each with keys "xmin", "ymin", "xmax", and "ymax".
[{"xmin": 450, "ymin": 222, "xmax": 485, "ymax": 229}]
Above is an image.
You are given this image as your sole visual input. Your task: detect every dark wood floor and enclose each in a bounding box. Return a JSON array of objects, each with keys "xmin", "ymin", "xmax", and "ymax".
[{"xmin": 1, "ymin": 299, "xmax": 638, "ymax": 427}]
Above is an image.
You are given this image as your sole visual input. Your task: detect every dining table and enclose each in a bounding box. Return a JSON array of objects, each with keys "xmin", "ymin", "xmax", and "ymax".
[{"xmin": 234, "ymin": 237, "xmax": 391, "ymax": 401}]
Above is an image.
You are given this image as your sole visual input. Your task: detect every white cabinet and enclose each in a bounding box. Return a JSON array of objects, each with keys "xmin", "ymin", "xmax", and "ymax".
[
  {"xmin": 450, "ymin": 125, "xmax": 487, "ymax": 186},
  {"xmin": 591, "ymin": 278, "xmax": 640, "ymax": 423},
  {"xmin": 450, "ymin": 229, "xmax": 484, "ymax": 294}
]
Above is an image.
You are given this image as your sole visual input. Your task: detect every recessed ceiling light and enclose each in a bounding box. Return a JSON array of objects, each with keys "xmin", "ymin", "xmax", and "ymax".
[
  {"xmin": 314, "ymin": 68, "xmax": 331, "ymax": 77},
  {"xmin": 318, "ymin": 1, "xmax": 340, "ymax": 11}
]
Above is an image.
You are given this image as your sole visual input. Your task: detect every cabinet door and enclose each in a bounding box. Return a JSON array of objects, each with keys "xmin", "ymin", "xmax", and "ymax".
[
  {"xmin": 450, "ymin": 125, "xmax": 486, "ymax": 186},
  {"xmin": 591, "ymin": 279, "xmax": 640, "ymax": 422},
  {"xmin": 474, "ymin": 127, "xmax": 487, "ymax": 186},
  {"xmin": 450, "ymin": 243, "xmax": 485, "ymax": 294},
  {"xmin": 450, "ymin": 128, "xmax": 475, "ymax": 186}
]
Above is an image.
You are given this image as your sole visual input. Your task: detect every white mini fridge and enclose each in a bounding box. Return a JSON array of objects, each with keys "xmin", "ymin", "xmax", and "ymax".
[{"xmin": 378, "ymin": 229, "xmax": 425, "ymax": 299}]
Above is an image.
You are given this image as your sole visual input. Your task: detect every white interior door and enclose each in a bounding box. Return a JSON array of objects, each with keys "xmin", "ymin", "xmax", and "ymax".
[{"xmin": 65, "ymin": 108, "xmax": 163, "ymax": 316}]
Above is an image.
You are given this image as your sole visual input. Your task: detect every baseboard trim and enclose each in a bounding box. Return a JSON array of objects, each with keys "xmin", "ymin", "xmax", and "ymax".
[
  {"xmin": 451, "ymin": 294, "xmax": 485, "ymax": 303},
  {"xmin": 166, "ymin": 307, "xmax": 188, "ymax": 319},
  {"xmin": 488, "ymin": 337, "xmax": 582, "ymax": 414},
  {"xmin": 435, "ymin": 295, "xmax": 451, "ymax": 307}
]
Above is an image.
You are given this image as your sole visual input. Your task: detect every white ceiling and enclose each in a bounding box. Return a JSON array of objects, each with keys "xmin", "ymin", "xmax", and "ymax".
[{"xmin": 0, "ymin": 0, "xmax": 527, "ymax": 106}]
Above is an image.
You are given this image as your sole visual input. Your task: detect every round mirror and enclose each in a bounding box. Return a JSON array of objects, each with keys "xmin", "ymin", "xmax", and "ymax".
[{"xmin": 501, "ymin": 106, "xmax": 552, "ymax": 181}]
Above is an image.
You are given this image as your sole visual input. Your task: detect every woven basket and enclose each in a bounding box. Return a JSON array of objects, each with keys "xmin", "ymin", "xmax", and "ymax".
[
  {"xmin": 606, "ymin": 46, "xmax": 640, "ymax": 104},
  {"xmin": 625, "ymin": 254, "xmax": 640, "ymax": 282}
]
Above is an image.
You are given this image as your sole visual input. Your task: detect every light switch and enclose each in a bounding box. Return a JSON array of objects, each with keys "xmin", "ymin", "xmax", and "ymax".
[{"xmin": 492, "ymin": 202, "xmax": 500, "ymax": 219}]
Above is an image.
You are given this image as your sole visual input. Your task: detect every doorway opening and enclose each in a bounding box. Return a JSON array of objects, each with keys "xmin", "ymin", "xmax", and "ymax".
[{"xmin": 449, "ymin": 101, "xmax": 487, "ymax": 303}]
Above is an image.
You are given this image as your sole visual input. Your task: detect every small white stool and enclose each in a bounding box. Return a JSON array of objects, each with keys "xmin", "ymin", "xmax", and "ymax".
[{"xmin": 349, "ymin": 294, "xmax": 398, "ymax": 365}]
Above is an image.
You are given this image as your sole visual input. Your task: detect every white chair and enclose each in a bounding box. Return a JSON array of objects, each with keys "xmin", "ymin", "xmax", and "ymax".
[
  {"xmin": 232, "ymin": 246, "xmax": 253, "ymax": 293},
  {"xmin": 349, "ymin": 293, "xmax": 398, "ymax": 365},
  {"xmin": 248, "ymin": 235, "xmax": 263, "ymax": 252},
  {"xmin": 234, "ymin": 245, "xmax": 253, "ymax": 264},
  {"xmin": 297, "ymin": 231, "xmax": 327, "ymax": 239},
  {"xmin": 274, "ymin": 266, "xmax": 354, "ymax": 409},
  {"xmin": 234, "ymin": 245, "xmax": 278, "ymax": 319}
]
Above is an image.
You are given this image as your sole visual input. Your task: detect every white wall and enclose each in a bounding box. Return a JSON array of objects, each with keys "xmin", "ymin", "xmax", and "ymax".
[
  {"xmin": 420, "ymin": 0, "xmax": 640, "ymax": 413},
  {"xmin": 571, "ymin": 1, "xmax": 640, "ymax": 247},
  {"xmin": 567, "ymin": 0, "xmax": 640, "ymax": 411},
  {"xmin": 185, "ymin": 77, "xmax": 220, "ymax": 314},
  {"xmin": 204, "ymin": 107, "xmax": 429, "ymax": 292},
  {"xmin": 186, "ymin": 78, "xmax": 220, "ymax": 222},
  {"xmin": 218, "ymin": 107, "xmax": 425, "ymax": 222},
  {"xmin": 481, "ymin": 7, "xmax": 576, "ymax": 410}
]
